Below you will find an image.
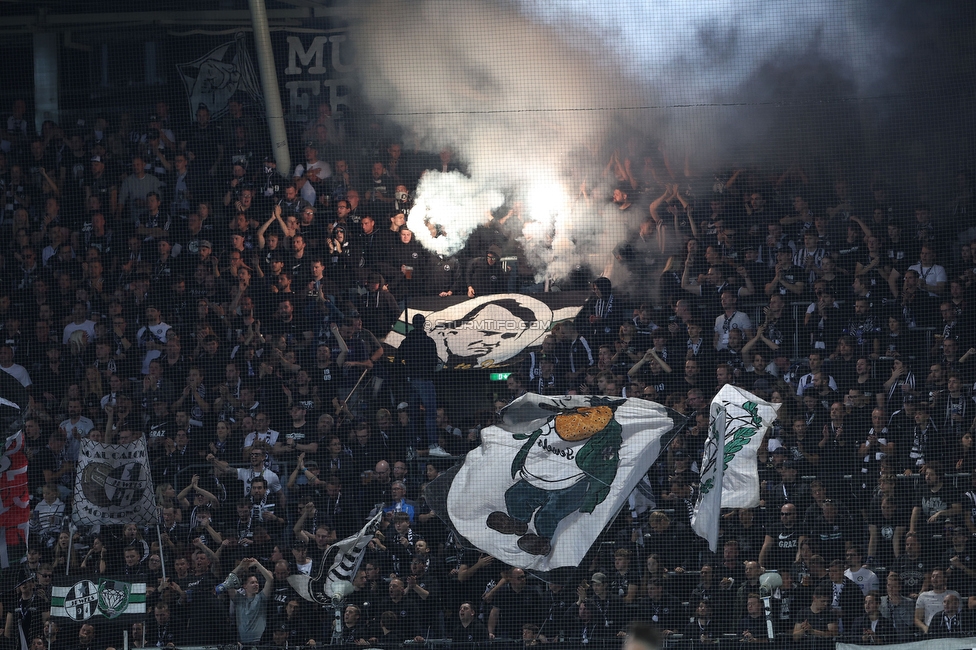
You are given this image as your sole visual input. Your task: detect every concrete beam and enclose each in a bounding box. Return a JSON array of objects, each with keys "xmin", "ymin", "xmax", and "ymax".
[{"xmin": 0, "ymin": 7, "xmax": 313, "ymax": 28}]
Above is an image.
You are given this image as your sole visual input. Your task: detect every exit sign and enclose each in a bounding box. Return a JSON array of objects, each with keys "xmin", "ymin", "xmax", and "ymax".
[{"xmin": 490, "ymin": 372, "xmax": 512, "ymax": 381}]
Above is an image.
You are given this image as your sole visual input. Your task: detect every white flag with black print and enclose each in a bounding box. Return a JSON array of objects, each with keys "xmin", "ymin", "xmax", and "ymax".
[
  {"xmin": 72, "ymin": 438, "xmax": 159, "ymax": 526},
  {"xmin": 288, "ymin": 511, "xmax": 383, "ymax": 605}
]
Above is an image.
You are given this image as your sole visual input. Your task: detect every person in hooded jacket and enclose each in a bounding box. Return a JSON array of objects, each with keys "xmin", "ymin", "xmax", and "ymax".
[
  {"xmin": 361, "ymin": 272, "xmax": 400, "ymax": 337},
  {"xmin": 428, "ymin": 252, "xmax": 464, "ymax": 297},
  {"xmin": 467, "ymin": 245, "xmax": 509, "ymax": 298}
]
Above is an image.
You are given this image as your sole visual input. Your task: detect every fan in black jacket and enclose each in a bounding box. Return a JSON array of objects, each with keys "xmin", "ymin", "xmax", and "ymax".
[
  {"xmin": 575, "ymin": 277, "xmax": 626, "ymax": 347},
  {"xmin": 849, "ymin": 593, "xmax": 896, "ymax": 644},
  {"xmin": 825, "ymin": 560, "xmax": 864, "ymax": 631}
]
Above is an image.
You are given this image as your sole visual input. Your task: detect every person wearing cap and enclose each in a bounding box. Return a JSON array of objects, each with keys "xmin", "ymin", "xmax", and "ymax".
[
  {"xmin": 83, "ymin": 153, "xmax": 118, "ymax": 216},
  {"xmin": 588, "ymin": 572, "xmax": 625, "ymax": 634},
  {"xmin": 824, "ymin": 558, "xmax": 865, "ymax": 631},
  {"xmin": 466, "ymin": 245, "xmax": 508, "ymax": 298},
  {"xmin": 771, "ymin": 453, "xmax": 812, "ymax": 508},
  {"xmin": 193, "ymin": 239, "xmax": 216, "ymax": 274},
  {"xmin": 5, "ymin": 571, "xmax": 46, "ymax": 650},
  {"xmin": 359, "ymin": 272, "xmax": 399, "ymax": 337}
]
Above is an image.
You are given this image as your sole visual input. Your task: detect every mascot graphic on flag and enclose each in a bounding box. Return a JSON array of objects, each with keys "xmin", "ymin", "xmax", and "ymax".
[{"xmin": 486, "ymin": 398, "xmax": 625, "ymax": 556}]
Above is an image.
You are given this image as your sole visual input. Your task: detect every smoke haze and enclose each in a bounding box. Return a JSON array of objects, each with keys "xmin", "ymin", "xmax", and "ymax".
[{"xmin": 349, "ymin": 0, "xmax": 973, "ymax": 283}]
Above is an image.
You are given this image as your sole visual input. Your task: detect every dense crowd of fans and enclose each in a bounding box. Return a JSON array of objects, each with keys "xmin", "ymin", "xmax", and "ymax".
[{"xmin": 3, "ymin": 91, "xmax": 976, "ymax": 650}]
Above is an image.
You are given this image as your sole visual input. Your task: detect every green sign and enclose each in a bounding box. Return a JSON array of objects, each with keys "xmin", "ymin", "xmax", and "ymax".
[{"xmin": 490, "ymin": 372, "xmax": 512, "ymax": 381}]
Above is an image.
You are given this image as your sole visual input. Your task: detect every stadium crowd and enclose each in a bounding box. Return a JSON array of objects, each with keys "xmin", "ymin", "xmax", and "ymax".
[{"xmin": 3, "ymin": 93, "xmax": 976, "ymax": 650}]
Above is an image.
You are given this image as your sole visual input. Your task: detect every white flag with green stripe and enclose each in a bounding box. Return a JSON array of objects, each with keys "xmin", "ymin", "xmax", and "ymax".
[{"xmin": 51, "ymin": 578, "xmax": 147, "ymax": 622}]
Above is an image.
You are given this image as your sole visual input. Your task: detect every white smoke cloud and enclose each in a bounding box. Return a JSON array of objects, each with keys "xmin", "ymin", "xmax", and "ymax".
[
  {"xmin": 350, "ymin": 0, "xmax": 889, "ymax": 283},
  {"xmin": 409, "ymin": 171, "xmax": 505, "ymax": 256}
]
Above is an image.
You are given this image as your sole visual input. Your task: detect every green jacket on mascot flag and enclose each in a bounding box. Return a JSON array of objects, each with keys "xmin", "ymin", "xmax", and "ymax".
[{"xmin": 486, "ymin": 398, "xmax": 625, "ymax": 556}]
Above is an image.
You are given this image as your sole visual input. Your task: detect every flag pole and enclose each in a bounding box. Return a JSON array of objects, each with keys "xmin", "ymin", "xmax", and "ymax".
[
  {"xmin": 64, "ymin": 532, "xmax": 72, "ymax": 576},
  {"xmin": 156, "ymin": 525, "xmax": 167, "ymax": 580}
]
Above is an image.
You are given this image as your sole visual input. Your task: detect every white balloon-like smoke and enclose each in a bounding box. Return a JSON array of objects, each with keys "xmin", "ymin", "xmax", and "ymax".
[{"xmin": 350, "ymin": 0, "xmax": 888, "ymax": 283}]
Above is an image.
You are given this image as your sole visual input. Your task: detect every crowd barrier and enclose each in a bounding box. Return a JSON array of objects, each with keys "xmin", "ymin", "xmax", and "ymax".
[{"xmin": 161, "ymin": 637, "xmax": 976, "ymax": 650}]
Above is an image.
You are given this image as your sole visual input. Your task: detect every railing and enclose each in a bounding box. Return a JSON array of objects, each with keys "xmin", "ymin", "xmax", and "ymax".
[{"xmin": 163, "ymin": 636, "xmax": 953, "ymax": 650}]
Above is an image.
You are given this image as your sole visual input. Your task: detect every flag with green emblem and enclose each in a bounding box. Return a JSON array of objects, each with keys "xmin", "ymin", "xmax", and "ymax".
[
  {"xmin": 692, "ymin": 385, "xmax": 780, "ymax": 552},
  {"xmin": 51, "ymin": 577, "xmax": 147, "ymax": 622}
]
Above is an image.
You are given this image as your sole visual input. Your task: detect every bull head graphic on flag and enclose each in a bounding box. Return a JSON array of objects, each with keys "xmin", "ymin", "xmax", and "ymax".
[{"xmin": 177, "ymin": 32, "xmax": 262, "ymax": 122}]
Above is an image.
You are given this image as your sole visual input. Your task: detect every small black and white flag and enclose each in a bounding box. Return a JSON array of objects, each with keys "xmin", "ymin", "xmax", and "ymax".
[{"xmin": 288, "ymin": 511, "xmax": 383, "ymax": 606}]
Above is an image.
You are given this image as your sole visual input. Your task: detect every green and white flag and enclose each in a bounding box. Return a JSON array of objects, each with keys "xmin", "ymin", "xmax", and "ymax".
[
  {"xmin": 691, "ymin": 385, "xmax": 780, "ymax": 552},
  {"xmin": 427, "ymin": 393, "xmax": 679, "ymax": 572},
  {"xmin": 51, "ymin": 578, "xmax": 147, "ymax": 622}
]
